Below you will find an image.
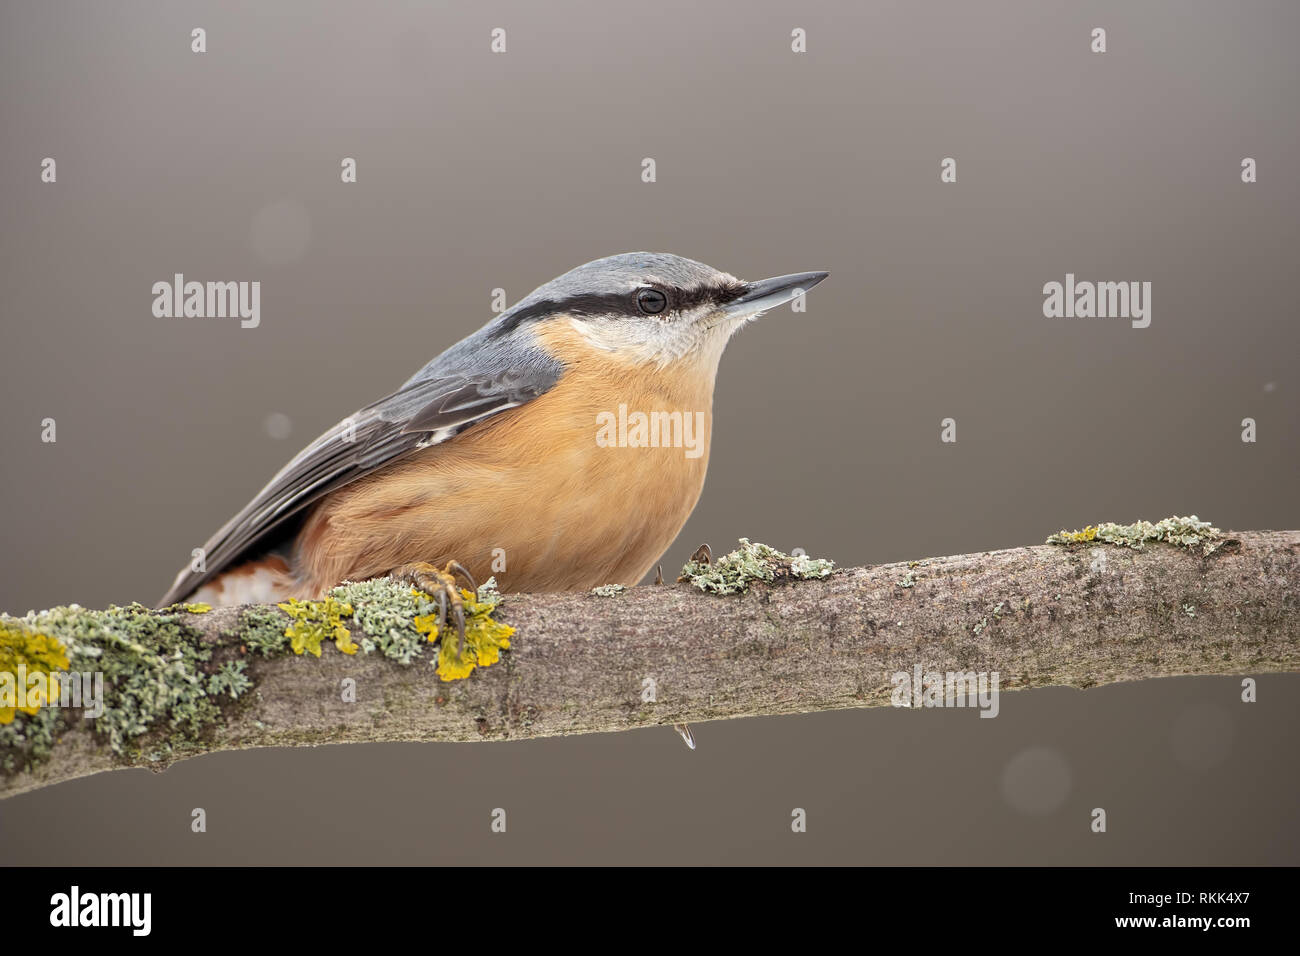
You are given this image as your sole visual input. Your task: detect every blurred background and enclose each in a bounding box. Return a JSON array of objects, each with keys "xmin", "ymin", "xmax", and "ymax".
[{"xmin": 1, "ymin": 0, "xmax": 1296, "ymax": 863}]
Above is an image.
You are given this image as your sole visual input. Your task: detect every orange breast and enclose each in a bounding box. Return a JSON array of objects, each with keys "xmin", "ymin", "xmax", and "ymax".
[{"xmin": 294, "ymin": 322, "xmax": 718, "ymax": 594}]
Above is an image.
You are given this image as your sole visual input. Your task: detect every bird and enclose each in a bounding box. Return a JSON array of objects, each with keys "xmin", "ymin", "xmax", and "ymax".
[{"xmin": 160, "ymin": 252, "xmax": 828, "ymax": 646}]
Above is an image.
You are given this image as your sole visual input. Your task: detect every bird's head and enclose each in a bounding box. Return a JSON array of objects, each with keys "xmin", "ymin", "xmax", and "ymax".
[{"xmin": 489, "ymin": 252, "xmax": 828, "ymax": 367}]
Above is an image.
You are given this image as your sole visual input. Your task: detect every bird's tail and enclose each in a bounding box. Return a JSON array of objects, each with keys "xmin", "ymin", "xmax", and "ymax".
[{"xmin": 166, "ymin": 553, "xmax": 301, "ymax": 608}]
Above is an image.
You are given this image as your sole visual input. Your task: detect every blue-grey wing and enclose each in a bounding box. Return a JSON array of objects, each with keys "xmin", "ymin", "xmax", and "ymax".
[{"xmin": 159, "ymin": 342, "xmax": 561, "ymax": 606}]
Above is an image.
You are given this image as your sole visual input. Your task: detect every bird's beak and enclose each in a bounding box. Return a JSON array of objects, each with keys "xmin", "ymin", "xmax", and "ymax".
[{"xmin": 724, "ymin": 271, "xmax": 829, "ymax": 318}]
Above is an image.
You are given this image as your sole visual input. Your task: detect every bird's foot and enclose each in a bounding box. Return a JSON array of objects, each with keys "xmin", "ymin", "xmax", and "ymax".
[
  {"xmin": 390, "ymin": 560, "xmax": 512, "ymax": 682},
  {"xmin": 391, "ymin": 560, "xmax": 478, "ymax": 653}
]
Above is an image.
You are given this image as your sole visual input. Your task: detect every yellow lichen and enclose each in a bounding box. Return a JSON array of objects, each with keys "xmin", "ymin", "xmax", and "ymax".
[
  {"xmin": 182, "ymin": 602, "xmax": 212, "ymax": 614},
  {"xmin": 412, "ymin": 588, "xmax": 514, "ymax": 682},
  {"xmin": 0, "ymin": 622, "xmax": 71, "ymax": 724},
  {"xmin": 277, "ymin": 597, "xmax": 358, "ymax": 657},
  {"xmin": 1047, "ymin": 525, "xmax": 1099, "ymax": 544}
]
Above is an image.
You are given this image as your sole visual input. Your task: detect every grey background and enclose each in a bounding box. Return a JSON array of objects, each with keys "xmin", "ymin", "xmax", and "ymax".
[{"xmin": 1, "ymin": 0, "xmax": 1297, "ymax": 864}]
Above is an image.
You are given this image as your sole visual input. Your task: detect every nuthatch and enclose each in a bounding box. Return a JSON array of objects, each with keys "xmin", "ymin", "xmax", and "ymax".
[{"xmin": 162, "ymin": 252, "xmax": 828, "ymax": 642}]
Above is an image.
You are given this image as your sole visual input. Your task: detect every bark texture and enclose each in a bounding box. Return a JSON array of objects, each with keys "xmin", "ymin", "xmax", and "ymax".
[{"xmin": 3, "ymin": 530, "xmax": 1297, "ymax": 800}]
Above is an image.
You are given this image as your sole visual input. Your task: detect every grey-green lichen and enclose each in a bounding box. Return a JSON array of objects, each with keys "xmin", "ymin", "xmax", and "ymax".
[
  {"xmin": 237, "ymin": 606, "xmax": 293, "ymax": 657},
  {"xmin": 591, "ymin": 584, "xmax": 626, "ymax": 597},
  {"xmin": 1, "ymin": 575, "xmax": 515, "ymax": 775},
  {"xmin": 330, "ymin": 577, "xmax": 442, "ymax": 664},
  {"xmin": 207, "ymin": 660, "xmax": 252, "ymax": 699},
  {"xmin": 1047, "ymin": 516, "xmax": 1225, "ymax": 556},
  {"xmin": 678, "ymin": 539, "xmax": 836, "ymax": 595},
  {"xmin": 0, "ymin": 704, "xmax": 62, "ymax": 773},
  {"xmin": 1, "ymin": 603, "xmax": 223, "ymax": 768}
]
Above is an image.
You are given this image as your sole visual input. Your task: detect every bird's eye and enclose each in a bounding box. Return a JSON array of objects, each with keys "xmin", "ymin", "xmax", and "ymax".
[{"xmin": 635, "ymin": 288, "xmax": 668, "ymax": 315}]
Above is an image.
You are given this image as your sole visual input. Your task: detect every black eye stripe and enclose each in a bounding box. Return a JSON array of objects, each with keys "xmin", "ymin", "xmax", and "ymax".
[
  {"xmin": 671, "ymin": 281, "xmax": 747, "ymax": 312},
  {"xmin": 487, "ymin": 281, "xmax": 748, "ymax": 338}
]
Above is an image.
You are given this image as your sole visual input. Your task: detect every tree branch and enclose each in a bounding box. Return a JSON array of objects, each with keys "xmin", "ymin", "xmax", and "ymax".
[{"xmin": 3, "ymin": 529, "xmax": 1297, "ymax": 799}]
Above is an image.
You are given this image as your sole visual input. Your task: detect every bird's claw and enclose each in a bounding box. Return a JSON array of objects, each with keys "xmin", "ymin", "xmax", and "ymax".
[
  {"xmin": 392, "ymin": 560, "xmax": 472, "ymax": 655},
  {"xmin": 444, "ymin": 559, "xmax": 477, "ymax": 595},
  {"xmin": 451, "ymin": 604, "xmax": 466, "ymax": 651},
  {"xmin": 432, "ymin": 590, "xmax": 467, "ymax": 653}
]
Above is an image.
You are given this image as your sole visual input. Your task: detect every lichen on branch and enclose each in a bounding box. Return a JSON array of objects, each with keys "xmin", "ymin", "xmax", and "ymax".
[
  {"xmin": 0, "ymin": 575, "xmax": 514, "ymax": 777},
  {"xmin": 1046, "ymin": 515, "xmax": 1224, "ymax": 555},
  {"xmin": 677, "ymin": 538, "xmax": 835, "ymax": 594}
]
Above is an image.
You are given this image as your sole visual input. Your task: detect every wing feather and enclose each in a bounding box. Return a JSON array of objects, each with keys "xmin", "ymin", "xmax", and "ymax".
[{"xmin": 160, "ymin": 348, "xmax": 560, "ymax": 606}]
